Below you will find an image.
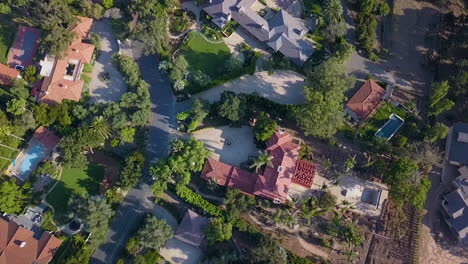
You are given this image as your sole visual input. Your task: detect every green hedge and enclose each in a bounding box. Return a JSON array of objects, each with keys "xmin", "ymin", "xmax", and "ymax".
[{"xmin": 175, "ymin": 184, "xmax": 223, "ymax": 217}]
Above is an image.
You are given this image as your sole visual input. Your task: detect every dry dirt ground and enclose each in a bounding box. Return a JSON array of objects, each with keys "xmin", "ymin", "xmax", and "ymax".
[{"xmin": 195, "ymin": 70, "xmax": 306, "ymax": 105}]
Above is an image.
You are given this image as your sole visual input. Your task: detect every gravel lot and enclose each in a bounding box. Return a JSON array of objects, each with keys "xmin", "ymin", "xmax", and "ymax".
[
  {"xmin": 89, "ymin": 20, "xmax": 127, "ymax": 103},
  {"xmin": 196, "ymin": 70, "xmax": 306, "ymax": 105},
  {"xmin": 193, "ymin": 126, "xmax": 259, "ymax": 167}
]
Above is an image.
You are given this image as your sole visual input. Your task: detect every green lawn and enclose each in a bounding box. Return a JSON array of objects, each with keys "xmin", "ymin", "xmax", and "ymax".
[
  {"xmin": 0, "ymin": 15, "xmax": 16, "ymax": 64},
  {"xmin": 46, "ymin": 163, "xmax": 104, "ymax": 214},
  {"xmin": 182, "ymin": 32, "xmax": 231, "ymax": 77}
]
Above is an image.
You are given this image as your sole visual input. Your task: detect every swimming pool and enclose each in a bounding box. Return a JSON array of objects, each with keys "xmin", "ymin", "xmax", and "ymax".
[
  {"xmin": 375, "ymin": 114, "xmax": 404, "ymax": 140},
  {"xmin": 14, "ymin": 141, "xmax": 48, "ymax": 179}
]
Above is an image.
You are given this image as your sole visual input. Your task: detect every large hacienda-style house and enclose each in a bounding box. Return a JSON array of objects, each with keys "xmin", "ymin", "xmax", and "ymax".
[
  {"xmin": 0, "ymin": 217, "xmax": 62, "ymax": 264},
  {"xmin": 37, "ymin": 16, "xmax": 95, "ymax": 105},
  {"xmin": 202, "ymin": 129, "xmax": 316, "ymax": 203},
  {"xmin": 203, "ymin": 0, "xmax": 315, "ymax": 66},
  {"xmin": 345, "ymin": 79, "xmax": 387, "ymax": 121}
]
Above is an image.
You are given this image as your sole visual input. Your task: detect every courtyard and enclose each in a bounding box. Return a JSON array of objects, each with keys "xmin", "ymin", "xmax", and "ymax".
[{"xmin": 192, "ymin": 126, "xmax": 258, "ymax": 167}]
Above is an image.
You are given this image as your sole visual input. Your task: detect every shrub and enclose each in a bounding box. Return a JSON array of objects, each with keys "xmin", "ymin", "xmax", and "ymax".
[
  {"xmin": 102, "ymin": 0, "xmax": 114, "ymax": 9},
  {"xmin": 394, "ymin": 135, "xmax": 408, "ymax": 148},
  {"xmin": 176, "ymin": 112, "xmax": 190, "ymax": 121},
  {"xmin": 369, "ymin": 52, "xmax": 380, "ymax": 62},
  {"xmin": 254, "ymin": 112, "xmax": 278, "ymax": 141},
  {"xmin": 83, "ymin": 64, "xmax": 94, "ymax": 73},
  {"xmin": 175, "ymin": 185, "xmax": 223, "ymax": 217},
  {"xmin": 187, "ymin": 120, "xmax": 199, "ymax": 132}
]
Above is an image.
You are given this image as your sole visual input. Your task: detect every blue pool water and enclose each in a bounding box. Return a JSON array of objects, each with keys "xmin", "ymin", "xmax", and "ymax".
[
  {"xmin": 18, "ymin": 142, "xmax": 47, "ymax": 176},
  {"xmin": 375, "ymin": 114, "xmax": 404, "ymax": 140}
]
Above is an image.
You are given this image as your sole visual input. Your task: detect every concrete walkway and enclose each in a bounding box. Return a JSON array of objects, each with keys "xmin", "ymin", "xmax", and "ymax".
[
  {"xmin": 89, "ymin": 19, "xmax": 127, "ymax": 103},
  {"xmin": 196, "ymin": 70, "xmax": 306, "ymax": 105}
]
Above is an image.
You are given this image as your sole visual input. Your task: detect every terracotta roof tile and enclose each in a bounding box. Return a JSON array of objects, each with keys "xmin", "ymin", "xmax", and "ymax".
[
  {"xmin": 346, "ymin": 79, "xmax": 386, "ymax": 120},
  {"xmin": 0, "ymin": 218, "xmax": 62, "ymax": 264},
  {"xmin": 33, "ymin": 126, "xmax": 60, "ymax": 150},
  {"xmin": 291, "ymin": 160, "xmax": 316, "ymax": 188},
  {"xmin": 201, "ymin": 130, "xmax": 315, "ymax": 203},
  {"xmin": 0, "ymin": 64, "xmax": 20, "ymax": 86},
  {"xmin": 38, "ymin": 16, "xmax": 94, "ymax": 105}
]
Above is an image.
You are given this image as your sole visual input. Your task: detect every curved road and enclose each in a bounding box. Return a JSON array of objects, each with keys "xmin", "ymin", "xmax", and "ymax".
[{"xmin": 89, "ymin": 55, "xmax": 178, "ymax": 264}]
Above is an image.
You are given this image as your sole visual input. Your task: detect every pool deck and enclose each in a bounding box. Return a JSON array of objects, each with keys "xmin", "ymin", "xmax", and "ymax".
[
  {"xmin": 7, "ymin": 138, "xmax": 45, "ymax": 181},
  {"xmin": 6, "ymin": 126, "xmax": 59, "ymax": 182}
]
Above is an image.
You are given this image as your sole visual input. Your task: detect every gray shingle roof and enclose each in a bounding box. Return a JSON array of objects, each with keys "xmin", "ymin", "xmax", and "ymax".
[
  {"xmin": 174, "ymin": 209, "xmax": 208, "ymax": 248},
  {"xmin": 444, "ymin": 189, "xmax": 467, "ymax": 215},
  {"xmin": 447, "ymin": 122, "xmax": 468, "ymax": 164},
  {"xmin": 203, "ymin": 0, "xmax": 314, "ymax": 65}
]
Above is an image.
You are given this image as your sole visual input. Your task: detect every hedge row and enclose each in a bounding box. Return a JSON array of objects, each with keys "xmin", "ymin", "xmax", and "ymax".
[{"xmin": 175, "ymin": 184, "xmax": 223, "ymax": 217}]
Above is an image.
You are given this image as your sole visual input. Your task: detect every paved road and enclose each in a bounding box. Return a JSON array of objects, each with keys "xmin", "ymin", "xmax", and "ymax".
[{"xmin": 90, "ymin": 55, "xmax": 177, "ymax": 264}]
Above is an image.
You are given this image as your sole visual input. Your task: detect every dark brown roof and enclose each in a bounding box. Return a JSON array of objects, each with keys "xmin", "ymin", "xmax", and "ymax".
[{"xmin": 346, "ymin": 80, "xmax": 386, "ymax": 120}]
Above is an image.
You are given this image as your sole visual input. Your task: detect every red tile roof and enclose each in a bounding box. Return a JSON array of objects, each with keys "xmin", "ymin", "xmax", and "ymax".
[
  {"xmin": 346, "ymin": 79, "xmax": 386, "ymax": 120},
  {"xmin": 201, "ymin": 130, "xmax": 316, "ymax": 203},
  {"xmin": 0, "ymin": 63, "xmax": 20, "ymax": 86},
  {"xmin": 0, "ymin": 218, "xmax": 62, "ymax": 264},
  {"xmin": 38, "ymin": 16, "xmax": 94, "ymax": 105},
  {"xmin": 32, "ymin": 126, "xmax": 60, "ymax": 150}
]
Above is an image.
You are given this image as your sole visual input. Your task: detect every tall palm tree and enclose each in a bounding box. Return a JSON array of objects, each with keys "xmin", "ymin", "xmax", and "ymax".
[
  {"xmin": 250, "ymin": 152, "xmax": 273, "ymax": 172},
  {"xmin": 91, "ymin": 116, "xmax": 111, "ymax": 139},
  {"xmin": 300, "ymin": 197, "xmax": 326, "ymax": 225},
  {"xmin": 323, "ymin": 0, "xmax": 343, "ymax": 24}
]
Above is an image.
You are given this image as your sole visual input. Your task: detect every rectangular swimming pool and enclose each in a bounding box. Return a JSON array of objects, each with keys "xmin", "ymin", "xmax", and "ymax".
[
  {"xmin": 11, "ymin": 140, "xmax": 48, "ymax": 181},
  {"xmin": 375, "ymin": 114, "xmax": 404, "ymax": 140}
]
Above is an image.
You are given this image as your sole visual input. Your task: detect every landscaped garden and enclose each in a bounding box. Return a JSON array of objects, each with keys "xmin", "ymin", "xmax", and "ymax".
[
  {"xmin": 46, "ymin": 163, "xmax": 104, "ymax": 213},
  {"xmin": 180, "ymin": 32, "xmax": 260, "ymax": 94},
  {"xmin": 0, "ymin": 15, "xmax": 16, "ymax": 64},
  {"xmin": 182, "ymin": 32, "xmax": 231, "ymax": 77}
]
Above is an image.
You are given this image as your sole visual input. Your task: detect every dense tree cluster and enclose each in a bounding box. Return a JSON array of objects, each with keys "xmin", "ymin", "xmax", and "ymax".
[
  {"xmin": 0, "ymin": 178, "xmax": 32, "ymax": 214},
  {"xmin": 150, "ymin": 138, "xmax": 210, "ymax": 195},
  {"xmin": 356, "ymin": 0, "xmax": 390, "ymax": 55},
  {"xmin": 125, "ymin": 215, "xmax": 173, "ymax": 254},
  {"xmin": 254, "ymin": 112, "xmax": 278, "ymax": 142},
  {"xmin": 296, "ymin": 58, "xmax": 355, "ymax": 138},
  {"xmin": 117, "ymin": 152, "xmax": 145, "ymax": 190},
  {"xmin": 428, "ymin": 81, "xmax": 454, "ymax": 116},
  {"xmin": 130, "ymin": 0, "xmax": 172, "ymax": 56},
  {"xmin": 68, "ymin": 195, "xmax": 114, "ymax": 248},
  {"xmin": 384, "ymin": 157, "xmax": 431, "ymax": 209}
]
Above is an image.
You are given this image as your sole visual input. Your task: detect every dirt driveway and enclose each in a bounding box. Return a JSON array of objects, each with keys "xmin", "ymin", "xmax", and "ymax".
[
  {"xmin": 196, "ymin": 70, "xmax": 306, "ymax": 105},
  {"xmin": 159, "ymin": 238, "xmax": 203, "ymax": 264},
  {"xmin": 344, "ymin": 0, "xmax": 439, "ymax": 106},
  {"xmin": 192, "ymin": 126, "xmax": 258, "ymax": 167}
]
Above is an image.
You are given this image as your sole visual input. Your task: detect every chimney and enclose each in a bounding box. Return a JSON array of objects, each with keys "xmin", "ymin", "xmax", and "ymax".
[{"xmin": 19, "ymin": 242, "xmax": 26, "ymax": 248}]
